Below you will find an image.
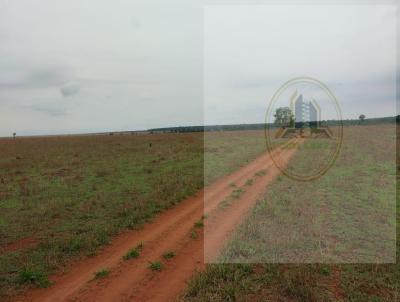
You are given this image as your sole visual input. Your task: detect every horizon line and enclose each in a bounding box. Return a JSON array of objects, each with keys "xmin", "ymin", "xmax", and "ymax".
[{"xmin": 0, "ymin": 115, "xmax": 397, "ymax": 139}]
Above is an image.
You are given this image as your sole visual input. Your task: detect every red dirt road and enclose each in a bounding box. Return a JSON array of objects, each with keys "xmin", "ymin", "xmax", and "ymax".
[{"xmin": 14, "ymin": 140, "xmax": 299, "ymax": 302}]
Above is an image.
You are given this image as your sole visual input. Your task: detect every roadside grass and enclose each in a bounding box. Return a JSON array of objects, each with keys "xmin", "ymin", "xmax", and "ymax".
[
  {"xmin": 148, "ymin": 261, "xmax": 163, "ymax": 271},
  {"xmin": 220, "ymin": 187, "xmax": 247, "ymax": 209},
  {"xmin": 18, "ymin": 267, "xmax": 51, "ymax": 288},
  {"xmin": 194, "ymin": 219, "xmax": 204, "ymax": 228},
  {"xmin": 204, "ymin": 130, "xmax": 279, "ymax": 184},
  {"xmin": 245, "ymin": 178, "xmax": 253, "ymax": 186},
  {"xmin": 190, "ymin": 231, "xmax": 198, "ymax": 239},
  {"xmin": 123, "ymin": 242, "xmax": 143, "ymax": 260},
  {"xmin": 162, "ymin": 251, "xmax": 176, "ymax": 260},
  {"xmin": 182, "ymin": 264, "xmax": 337, "ymax": 302},
  {"xmin": 221, "ymin": 125, "xmax": 396, "ymax": 263},
  {"xmin": 123, "ymin": 248, "xmax": 140, "ymax": 260},
  {"xmin": 254, "ymin": 169, "xmax": 267, "ymax": 177},
  {"xmin": 182, "ymin": 124, "xmax": 399, "ymax": 302},
  {"xmin": 93, "ymin": 268, "xmax": 110, "ymax": 280},
  {"xmin": 231, "ymin": 188, "xmax": 244, "ymax": 199}
]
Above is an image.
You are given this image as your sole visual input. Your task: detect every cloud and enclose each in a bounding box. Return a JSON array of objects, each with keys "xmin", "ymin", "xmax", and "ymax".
[
  {"xmin": 60, "ymin": 82, "xmax": 80, "ymax": 97},
  {"xmin": 0, "ymin": 66, "xmax": 70, "ymax": 89},
  {"xmin": 28, "ymin": 104, "xmax": 66, "ymax": 116},
  {"xmin": 130, "ymin": 16, "xmax": 141, "ymax": 29}
]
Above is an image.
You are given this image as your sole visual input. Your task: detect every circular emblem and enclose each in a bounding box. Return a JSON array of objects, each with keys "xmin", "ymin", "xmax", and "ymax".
[{"xmin": 265, "ymin": 77, "xmax": 343, "ymax": 181}]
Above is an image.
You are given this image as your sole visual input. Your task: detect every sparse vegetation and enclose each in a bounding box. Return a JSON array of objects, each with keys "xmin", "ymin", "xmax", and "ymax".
[
  {"xmin": 190, "ymin": 231, "xmax": 198, "ymax": 239},
  {"xmin": 0, "ymin": 130, "xmax": 272, "ymax": 297},
  {"xmin": 182, "ymin": 124, "xmax": 399, "ymax": 302},
  {"xmin": 245, "ymin": 178, "xmax": 253, "ymax": 186},
  {"xmin": 0, "ymin": 133, "xmax": 200, "ymax": 295},
  {"xmin": 220, "ymin": 186, "xmax": 247, "ymax": 208},
  {"xmin": 93, "ymin": 268, "xmax": 110, "ymax": 279},
  {"xmin": 136, "ymin": 242, "xmax": 143, "ymax": 251},
  {"xmin": 194, "ymin": 219, "xmax": 204, "ymax": 228},
  {"xmin": 254, "ymin": 169, "xmax": 267, "ymax": 177},
  {"xmin": 231, "ymin": 188, "xmax": 244, "ymax": 199},
  {"xmin": 18, "ymin": 267, "xmax": 51, "ymax": 288},
  {"xmin": 149, "ymin": 261, "xmax": 163, "ymax": 271},
  {"xmin": 123, "ymin": 242, "xmax": 144, "ymax": 260},
  {"xmin": 204, "ymin": 130, "xmax": 277, "ymax": 184},
  {"xmin": 162, "ymin": 251, "xmax": 176, "ymax": 260},
  {"xmin": 123, "ymin": 248, "xmax": 140, "ymax": 260},
  {"xmin": 2, "ymin": 125, "xmax": 397, "ymax": 300}
]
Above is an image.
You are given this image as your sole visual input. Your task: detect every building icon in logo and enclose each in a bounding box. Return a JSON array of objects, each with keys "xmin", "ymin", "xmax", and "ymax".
[{"xmin": 275, "ymin": 91, "xmax": 332, "ymax": 138}]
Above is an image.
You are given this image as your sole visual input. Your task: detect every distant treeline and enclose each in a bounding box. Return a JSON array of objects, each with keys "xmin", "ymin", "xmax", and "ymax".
[{"xmin": 148, "ymin": 116, "xmax": 399, "ymax": 133}]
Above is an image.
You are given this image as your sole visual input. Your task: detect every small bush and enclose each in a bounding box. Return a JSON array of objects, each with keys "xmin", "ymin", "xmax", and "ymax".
[
  {"xmin": 163, "ymin": 251, "xmax": 176, "ymax": 260},
  {"xmin": 231, "ymin": 188, "xmax": 244, "ymax": 199},
  {"xmin": 194, "ymin": 219, "xmax": 204, "ymax": 228},
  {"xmin": 93, "ymin": 268, "xmax": 110, "ymax": 279},
  {"xmin": 149, "ymin": 261, "xmax": 163, "ymax": 271},
  {"xmin": 18, "ymin": 268, "xmax": 51, "ymax": 288},
  {"xmin": 123, "ymin": 248, "xmax": 140, "ymax": 260},
  {"xmin": 123, "ymin": 242, "xmax": 144, "ymax": 260},
  {"xmin": 245, "ymin": 178, "xmax": 254, "ymax": 186},
  {"xmin": 255, "ymin": 169, "xmax": 267, "ymax": 177}
]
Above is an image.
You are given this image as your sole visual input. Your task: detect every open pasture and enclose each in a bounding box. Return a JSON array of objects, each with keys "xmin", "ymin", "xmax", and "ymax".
[
  {"xmin": 0, "ymin": 130, "xmax": 267, "ymax": 297},
  {"xmin": 183, "ymin": 124, "xmax": 399, "ymax": 302}
]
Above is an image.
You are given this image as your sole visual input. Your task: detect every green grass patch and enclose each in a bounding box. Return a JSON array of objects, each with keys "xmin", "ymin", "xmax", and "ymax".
[
  {"xmin": 190, "ymin": 231, "xmax": 198, "ymax": 239},
  {"xmin": 162, "ymin": 251, "xmax": 176, "ymax": 260},
  {"xmin": 148, "ymin": 261, "xmax": 163, "ymax": 271},
  {"xmin": 194, "ymin": 219, "xmax": 204, "ymax": 228},
  {"xmin": 93, "ymin": 268, "xmax": 110, "ymax": 279},
  {"xmin": 123, "ymin": 248, "xmax": 140, "ymax": 260},
  {"xmin": 123, "ymin": 242, "xmax": 143, "ymax": 260},
  {"xmin": 18, "ymin": 268, "xmax": 51, "ymax": 288},
  {"xmin": 254, "ymin": 169, "xmax": 267, "ymax": 177},
  {"xmin": 245, "ymin": 178, "xmax": 254, "ymax": 186}
]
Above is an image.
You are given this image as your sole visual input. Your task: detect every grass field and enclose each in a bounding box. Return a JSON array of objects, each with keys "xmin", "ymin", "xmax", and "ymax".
[
  {"xmin": 183, "ymin": 124, "xmax": 398, "ymax": 302},
  {"xmin": 0, "ymin": 133, "xmax": 202, "ymax": 295},
  {"xmin": 0, "ymin": 130, "xmax": 267, "ymax": 297},
  {"xmin": 1, "ymin": 125, "xmax": 397, "ymax": 300},
  {"xmin": 204, "ymin": 130, "xmax": 272, "ymax": 184}
]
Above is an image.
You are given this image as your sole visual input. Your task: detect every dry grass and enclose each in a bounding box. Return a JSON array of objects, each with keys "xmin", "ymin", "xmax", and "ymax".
[
  {"xmin": 0, "ymin": 133, "xmax": 203, "ymax": 296},
  {"xmin": 183, "ymin": 124, "xmax": 399, "ymax": 302},
  {"xmin": 0, "ymin": 130, "xmax": 268, "ymax": 297}
]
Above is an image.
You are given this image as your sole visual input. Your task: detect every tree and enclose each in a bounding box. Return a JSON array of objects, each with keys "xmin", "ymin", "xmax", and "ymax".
[
  {"xmin": 274, "ymin": 107, "xmax": 294, "ymax": 128},
  {"xmin": 359, "ymin": 114, "xmax": 366, "ymax": 124},
  {"xmin": 13, "ymin": 132, "xmax": 16, "ymax": 139}
]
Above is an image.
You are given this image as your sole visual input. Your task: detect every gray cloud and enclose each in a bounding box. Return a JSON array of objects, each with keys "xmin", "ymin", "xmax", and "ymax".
[
  {"xmin": 130, "ymin": 17, "xmax": 141, "ymax": 29},
  {"xmin": 60, "ymin": 82, "xmax": 80, "ymax": 97},
  {"xmin": 0, "ymin": 66, "xmax": 71, "ymax": 89},
  {"xmin": 27, "ymin": 103, "xmax": 67, "ymax": 116}
]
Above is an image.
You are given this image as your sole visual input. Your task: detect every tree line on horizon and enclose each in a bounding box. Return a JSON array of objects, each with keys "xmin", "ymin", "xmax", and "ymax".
[{"xmin": 148, "ymin": 115, "xmax": 399, "ymax": 133}]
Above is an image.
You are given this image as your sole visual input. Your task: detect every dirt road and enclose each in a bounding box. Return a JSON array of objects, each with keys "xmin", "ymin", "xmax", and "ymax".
[{"xmin": 14, "ymin": 140, "xmax": 299, "ymax": 302}]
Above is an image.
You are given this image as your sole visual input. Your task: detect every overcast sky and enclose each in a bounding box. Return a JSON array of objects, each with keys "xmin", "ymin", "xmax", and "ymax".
[
  {"xmin": 0, "ymin": 1, "xmax": 397, "ymax": 136},
  {"xmin": 205, "ymin": 4, "xmax": 398, "ymax": 124}
]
